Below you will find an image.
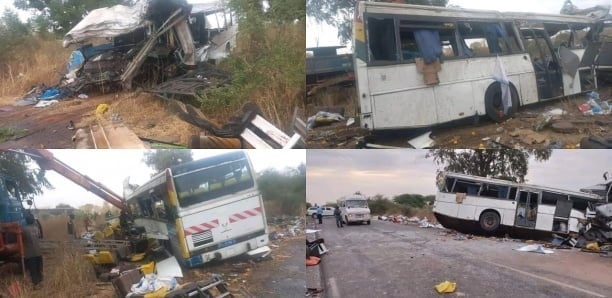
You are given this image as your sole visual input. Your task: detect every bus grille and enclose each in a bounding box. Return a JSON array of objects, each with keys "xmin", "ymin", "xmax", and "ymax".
[{"xmin": 192, "ymin": 230, "xmax": 214, "ymax": 247}]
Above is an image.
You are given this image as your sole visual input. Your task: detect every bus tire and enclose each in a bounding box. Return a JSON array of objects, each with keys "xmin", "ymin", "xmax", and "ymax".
[
  {"xmin": 484, "ymin": 82, "xmax": 519, "ymax": 122},
  {"xmin": 479, "ymin": 211, "xmax": 500, "ymax": 232}
]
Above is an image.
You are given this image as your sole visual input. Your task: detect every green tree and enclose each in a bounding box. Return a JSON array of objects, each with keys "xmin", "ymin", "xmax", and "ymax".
[
  {"xmin": 257, "ymin": 166, "xmax": 305, "ymax": 216},
  {"xmin": 142, "ymin": 150, "xmax": 193, "ymax": 173},
  {"xmin": 14, "ymin": 0, "xmax": 125, "ymax": 34},
  {"xmin": 393, "ymin": 193, "xmax": 434, "ymax": 208},
  {"xmin": 0, "ymin": 150, "xmax": 52, "ymax": 200},
  {"xmin": 426, "ymin": 149, "xmax": 552, "ymax": 183},
  {"xmin": 307, "ymin": 0, "xmax": 448, "ymax": 43}
]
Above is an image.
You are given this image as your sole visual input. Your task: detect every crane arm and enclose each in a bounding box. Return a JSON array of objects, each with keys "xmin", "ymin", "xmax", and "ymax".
[{"xmin": 15, "ymin": 149, "xmax": 129, "ymax": 211}]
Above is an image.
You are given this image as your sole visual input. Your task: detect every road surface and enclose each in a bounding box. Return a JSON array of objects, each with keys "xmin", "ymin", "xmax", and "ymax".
[{"xmin": 314, "ymin": 217, "xmax": 612, "ymax": 298}]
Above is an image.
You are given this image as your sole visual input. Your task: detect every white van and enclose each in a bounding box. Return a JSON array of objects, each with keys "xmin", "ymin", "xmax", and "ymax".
[
  {"xmin": 307, "ymin": 206, "xmax": 335, "ymax": 217},
  {"xmin": 337, "ymin": 193, "xmax": 371, "ymax": 225}
]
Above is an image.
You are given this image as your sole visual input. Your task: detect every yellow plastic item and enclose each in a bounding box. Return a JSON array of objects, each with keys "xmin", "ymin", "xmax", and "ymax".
[
  {"xmin": 95, "ymin": 104, "xmax": 109, "ymax": 115},
  {"xmin": 434, "ymin": 281, "xmax": 456, "ymax": 294},
  {"xmin": 130, "ymin": 252, "xmax": 146, "ymax": 262},
  {"xmin": 143, "ymin": 287, "xmax": 167, "ymax": 298},
  {"xmin": 103, "ymin": 226, "xmax": 114, "ymax": 238},
  {"xmin": 97, "ymin": 251, "xmax": 114, "ymax": 264},
  {"xmin": 85, "ymin": 251, "xmax": 115, "ymax": 264},
  {"xmin": 93, "ymin": 231, "xmax": 105, "ymax": 241},
  {"xmin": 586, "ymin": 242, "xmax": 600, "ymax": 252},
  {"xmin": 140, "ymin": 261, "xmax": 155, "ymax": 275}
]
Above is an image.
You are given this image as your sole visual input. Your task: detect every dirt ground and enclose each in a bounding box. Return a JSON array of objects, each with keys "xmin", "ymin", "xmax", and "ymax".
[
  {"xmin": 307, "ymin": 86, "xmax": 612, "ymax": 149},
  {"xmin": 1, "ymin": 216, "xmax": 304, "ymax": 297},
  {"xmin": 0, "ymin": 91, "xmax": 201, "ymax": 149}
]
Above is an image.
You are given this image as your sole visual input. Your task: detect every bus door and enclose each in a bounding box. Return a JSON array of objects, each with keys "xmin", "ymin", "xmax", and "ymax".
[
  {"xmin": 521, "ymin": 27, "xmax": 564, "ymax": 99},
  {"xmin": 515, "ymin": 190, "xmax": 539, "ymax": 228},
  {"xmin": 552, "ymin": 199, "xmax": 572, "ymax": 233}
]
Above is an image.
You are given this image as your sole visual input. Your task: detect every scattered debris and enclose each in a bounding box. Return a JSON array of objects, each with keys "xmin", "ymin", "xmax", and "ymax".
[
  {"xmin": 307, "ymin": 111, "xmax": 345, "ymax": 129},
  {"xmin": 34, "ymin": 99, "xmax": 59, "ymax": 108},
  {"xmin": 408, "ymin": 131, "xmax": 435, "ymax": 148},
  {"xmin": 513, "ymin": 244, "xmax": 554, "ymax": 254},
  {"xmin": 579, "ymin": 92, "xmax": 611, "ymax": 115},
  {"xmin": 434, "ymin": 280, "xmax": 457, "ymax": 294}
]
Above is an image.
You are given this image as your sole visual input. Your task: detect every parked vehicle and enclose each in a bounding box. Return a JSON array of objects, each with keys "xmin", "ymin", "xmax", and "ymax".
[
  {"xmin": 306, "ymin": 206, "xmax": 334, "ymax": 217},
  {"xmin": 338, "ymin": 192, "xmax": 371, "ymax": 225}
]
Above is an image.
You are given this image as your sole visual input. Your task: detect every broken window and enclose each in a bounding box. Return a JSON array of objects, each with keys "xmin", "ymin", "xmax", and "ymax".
[
  {"xmin": 452, "ymin": 179, "xmax": 480, "ymax": 195},
  {"xmin": 458, "ymin": 22, "xmax": 516, "ymax": 56},
  {"xmin": 367, "ymin": 17, "xmax": 398, "ymax": 62},
  {"xmin": 570, "ymin": 196, "xmax": 589, "ymax": 211},
  {"xmin": 398, "ymin": 20, "xmax": 452, "ymax": 62},
  {"xmin": 480, "ymin": 183, "xmax": 511, "ymax": 199},
  {"xmin": 541, "ymin": 191, "xmax": 567, "ymax": 205}
]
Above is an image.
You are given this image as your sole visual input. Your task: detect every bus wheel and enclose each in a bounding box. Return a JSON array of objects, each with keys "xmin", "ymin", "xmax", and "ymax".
[
  {"xmin": 484, "ymin": 82, "xmax": 519, "ymax": 122},
  {"xmin": 367, "ymin": 220, "xmax": 371, "ymax": 225},
  {"xmin": 479, "ymin": 211, "xmax": 500, "ymax": 232}
]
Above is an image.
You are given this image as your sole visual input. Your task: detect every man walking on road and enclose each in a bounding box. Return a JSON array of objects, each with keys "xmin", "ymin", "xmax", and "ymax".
[
  {"xmin": 316, "ymin": 206, "xmax": 323, "ymax": 224},
  {"xmin": 334, "ymin": 206, "xmax": 343, "ymax": 228}
]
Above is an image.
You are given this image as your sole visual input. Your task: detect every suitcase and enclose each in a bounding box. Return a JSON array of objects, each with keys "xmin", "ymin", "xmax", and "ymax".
[{"xmin": 112, "ymin": 269, "xmax": 143, "ymax": 297}]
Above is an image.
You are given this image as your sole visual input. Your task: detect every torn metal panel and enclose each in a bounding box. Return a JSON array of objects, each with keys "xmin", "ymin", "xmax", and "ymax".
[
  {"xmin": 62, "ymin": 2, "xmax": 149, "ymax": 47},
  {"xmin": 148, "ymin": 68, "xmax": 230, "ymax": 96}
]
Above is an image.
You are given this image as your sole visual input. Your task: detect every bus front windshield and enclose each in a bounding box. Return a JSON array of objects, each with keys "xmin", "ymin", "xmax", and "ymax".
[
  {"xmin": 346, "ymin": 200, "xmax": 368, "ymax": 208},
  {"xmin": 174, "ymin": 159, "xmax": 255, "ymax": 208}
]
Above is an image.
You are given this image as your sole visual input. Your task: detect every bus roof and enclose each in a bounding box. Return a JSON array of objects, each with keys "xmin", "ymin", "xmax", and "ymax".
[
  {"xmin": 360, "ymin": 2, "xmax": 597, "ymax": 25},
  {"xmin": 444, "ymin": 172, "xmax": 603, "ymax": 201}
]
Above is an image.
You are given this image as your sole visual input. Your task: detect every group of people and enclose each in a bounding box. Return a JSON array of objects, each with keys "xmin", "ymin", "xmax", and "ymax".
[{"xmin": 313, "ymin": 205, "xmax": 344, "ymax": 228}]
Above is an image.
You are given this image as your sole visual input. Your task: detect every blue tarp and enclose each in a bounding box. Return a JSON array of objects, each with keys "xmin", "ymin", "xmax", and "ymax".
[
  {"xmin": 66, "ymin": 50, "xmax": 85, "ymax": 74},
  {"xmin": 39, "ymin": 87, "xmax": 67, "ymax": 100},
  {"xmin": 414, "ymin": 29, "xmax": 442, "ymax": 64}
]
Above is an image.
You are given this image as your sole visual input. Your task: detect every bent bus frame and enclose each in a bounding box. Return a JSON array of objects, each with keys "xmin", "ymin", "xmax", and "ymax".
[
  {"xmin": 353, "ymin": 2, "xmax": 601, "ymax": 130},
  {"xmin": 125, "ymin": 151, "xmax": 270, "ymax": 268},
  {"xmin": 433, "ymin": 172, "xmax": 604, "ymax": 237}
]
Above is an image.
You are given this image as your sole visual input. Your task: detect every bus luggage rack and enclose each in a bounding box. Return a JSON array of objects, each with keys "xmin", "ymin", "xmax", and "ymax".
[{"xmin": 165, "ymin": 275, "xmax": 233, "ymax": 298}]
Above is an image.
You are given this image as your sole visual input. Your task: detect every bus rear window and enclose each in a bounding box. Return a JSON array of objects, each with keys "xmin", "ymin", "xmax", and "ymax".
[{"xmin": 174, "ymin": 160, "xmax": 254, "ymax": 208}]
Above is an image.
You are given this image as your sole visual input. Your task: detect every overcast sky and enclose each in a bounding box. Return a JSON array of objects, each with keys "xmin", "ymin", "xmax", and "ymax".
[
  {"xmin": 306, "ymin": 150, "xmax": 611, "ymax": 205},
  {"xmin": 306, "ymin": 0, "xmax": 612, "ymax": 48},
  {"xmin": 31, "ymin": 149, "xmax": 305, "ymax": 208}
]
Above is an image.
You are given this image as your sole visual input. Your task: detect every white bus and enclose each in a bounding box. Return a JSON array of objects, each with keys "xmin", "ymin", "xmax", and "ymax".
[
  {"xmin": 433, "ymin": 172, "xmax": 604, "ymax": 235},
  {"xmin": 338, "ymin": 192, "xmax": 371, "ymax": 225},
  {"xmin": 125, "ymin": 151, "xmax": 270, "ymax": 268},
  {"xmin": 353, "ymin": 2, "xmax": 600, "ymax": 130}
]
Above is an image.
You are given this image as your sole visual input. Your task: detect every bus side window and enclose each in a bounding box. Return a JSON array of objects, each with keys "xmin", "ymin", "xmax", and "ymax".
[
  {"xmin": 459, "ymin": 22, "xmax": 514, "ymax": 56},
  {"xmin": 367, "ymin": 17, "xmax": 398, "ymax": 62},
  {"xmin": 508, "ymin": 187, "xmax": 517, "ymax": 201}
]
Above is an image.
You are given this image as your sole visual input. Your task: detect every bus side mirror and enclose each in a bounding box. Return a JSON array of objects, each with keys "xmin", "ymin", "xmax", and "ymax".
[{"xmin": 26, "ymin": 200, "xmax": 33, "ymax": 206}]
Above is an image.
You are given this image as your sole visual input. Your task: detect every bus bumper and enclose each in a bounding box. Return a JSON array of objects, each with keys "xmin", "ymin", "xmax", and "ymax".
[{"xmin": 186, "ymin": 234, "xmax": 269, "ymax": 268}]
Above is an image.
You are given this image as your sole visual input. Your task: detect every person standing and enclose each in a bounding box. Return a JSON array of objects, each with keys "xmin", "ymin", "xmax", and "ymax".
[
  {"xmin": 316, "ymin": 206, "xmax": 323, "ymax": 224},
  {"xmin": 334, "ymin": 206, "xmax": 343, "ymax": 228},
  {"xmin": 22, "ymin": 214, "xmax": 43, "ymax": 288},
  {"xmin": 67, "ymin": 213, "xmax": 76, "ymax": 239}
]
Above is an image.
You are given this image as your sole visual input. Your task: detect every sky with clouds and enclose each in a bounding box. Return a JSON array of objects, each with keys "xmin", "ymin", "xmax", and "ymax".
[
  {"xmin": 306, "ymin": 150, "xmax": 611, "ymax": 205},
  {"xmin": 306, "ymin": 0, "xmax": 612, "ymax": 48},
  {"xmin": 31, "ymin": 149, "xmax": 305, "ymax": 208}
]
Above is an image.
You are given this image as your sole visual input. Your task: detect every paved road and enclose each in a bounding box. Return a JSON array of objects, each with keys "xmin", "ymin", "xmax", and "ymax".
[{"xmin": 314, "ymin": 217, "xmax": 612, "ymax": 298}]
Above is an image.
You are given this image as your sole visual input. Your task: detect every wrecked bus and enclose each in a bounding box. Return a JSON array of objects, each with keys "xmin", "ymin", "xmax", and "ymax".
[
  {"xmin": 353, "ymin": 2, "xmax": 604, "ymax": 130},
  {"xmin": 338, "ymin": 192, "xmax": 371, "ymax": 225},
  {"xmin": 124, "ymin": 151, "xmax": 270, "ymax": 268},
  {"xmin": 433, "ymin": 172, "xmax": 604, "ymax": 236},
  {"xmin": 60, "ymin": 0, "xmax": 235, "ymax": 93}
]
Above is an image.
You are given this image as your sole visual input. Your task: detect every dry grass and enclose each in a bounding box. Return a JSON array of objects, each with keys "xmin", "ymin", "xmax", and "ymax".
[
  {"xmin": 307, "ymin": 86, "xmax": 357, "ymax": 117},
  {"xmin": 0, "ymin": 215, "xmax": 98, "ymax": 298},
  {"xmin": 109, "ymin": 92, "xmax": 201, "ymax": 145},
  {"xmin": 0, "ymin": 37, "xmax": 71, "ymax": 102}
]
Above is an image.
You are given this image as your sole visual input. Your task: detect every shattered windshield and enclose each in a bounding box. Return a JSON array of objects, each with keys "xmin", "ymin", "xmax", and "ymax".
[
  {"xmin": 174, "ymin": 159, "xmax": 254, "ymax": 208},
  {"xmin": 346, "ymin": 200, "xmax": 368, "ymax": 208}
]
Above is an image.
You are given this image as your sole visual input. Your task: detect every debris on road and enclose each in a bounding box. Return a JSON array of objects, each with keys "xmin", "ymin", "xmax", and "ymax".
[
  {"xmin": 307, "ymin": 111, "xmax": 345, "ymax": 129},
  {"xmin": 514, "ymin": 244, "xmax": 554, "ymax": 254},
  {"xmin": 434, "ymin": 280, "xmax": 457, "ymax": 294}
]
